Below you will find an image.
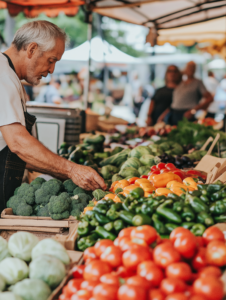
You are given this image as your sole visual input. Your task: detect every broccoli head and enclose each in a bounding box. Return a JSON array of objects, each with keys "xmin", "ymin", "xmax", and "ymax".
[
  {"xmin": 63, "ymin": 179, "xmax": 77, "ymax": 195},
  {"xmin": 16, "ymin": 203, "xmax": 33, "ymax": 216},
  {"xmin": 14, "ymin": 186, "xmax": 20, "ymax": 195},
  {"xmin": 7, "ymin": 195, "xmax": 26, "ymax": 214},
  {"xmin": 16, "ymin": 183, "xmax": 35, "ymax": 205},
  {"xmin": 48, "ymin": 192, "xmax": 71, "ymax": 220},
  {"xmin": 75, "ymin": 193, "xmax": 90, "ymax": 206},
  {"xmin": 35, "ymin": 179, "xmax": 64, "ymax": 205},
  {"xmin": 73, "ymin": 187, "xmax": 85, "ymax": 195},
  {"xmin": 70, "ymin": 208, "xmax": 81, "ymax": 218},
  {"xmin": 30, "ymin": 177, "xmax": 46, "ymax": 191},
  {"xmin": 36, "ymin": 204, "xmax": 50, "ymax": 217}
]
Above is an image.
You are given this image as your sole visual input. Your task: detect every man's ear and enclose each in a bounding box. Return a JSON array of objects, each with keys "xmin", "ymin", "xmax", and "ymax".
[{"xmin": 27, "ymin": 43, "xmax": 39, "ymax": 58}]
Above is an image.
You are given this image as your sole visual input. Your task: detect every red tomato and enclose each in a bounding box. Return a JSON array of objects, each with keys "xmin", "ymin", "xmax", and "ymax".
[
  {"xmin": 117, "ymin": 236, "xmax": 134, "ymax": 252},
  {"xmin": 115, "ymin": 266, "xmax": 136, "ymax": 278},
  {"xmin": 100, "ymin": 245, "xmax": 122, "ymax": 268},
  {"xmin": 80, "ymin": 280, "xmax": 99, "ymax": 292},
  {"xmin": 170, "ymin": 227, "xmax": 193, "ymax": 243},
  {"xmin": 151, "ymin": 165, "xmax": 158, "ymax": 172},
  {"xmin": 192, "ymin": 247, "xmax": 207, "ymax": 271},
  {"xmin": 165, "ymin": 293, "xmax": 188, "ymax": 300},
  {"xmin": 114, "ymin": 238, "xmax": 119, "ymax": 247},
  {"xmin": 130, "ymin": 225, "xmax": 157, "ymax": 245},
  {"xmin": 126, "ymin": 275, "xmax": 150, "ymax": 290},
  {"xmin": 203, "ymin": 226, "xmax": 225, "ymax": 245},
  {"xmin": 93, "ymin": 283, "xmax": 118, "ymax": 300},
  {"xmin": 166, "ymin": 262, "xmax": 192, "ymax": 282},
  {"xmin": 153, "ymin": 243, "xmax": 181, "ymax": 268},
  {"xmin": 193, "ymin": 277, "xmax": 224, "ymax": 300},
  {"xmin": 189, "ymin": 296, "xmax": 206, "ymax": 300},
  {"xmin": 84, "ymin": 247, "xmax": 98, "ymax": 263},
  {"xmin": 59, "ymin": 294, "xmax": 69, "ymax": 300},
  {"xmin": 131, "ymin": 238, "xmax": 149, "ymax": 247},
  {"xmin": 171, "ymin": 170, "xmax": 185, "ymax": 180},
  {"xmin": 140, "ymin": 175, "xmax": 148, "ymax": 179},
  {"xmin": 72, "ymin": 265, "xmax": 85, "ymax": 279},
  {"xmin": 151, "ymin": 170, "xmax": 161, "ymax": 175},
  {"xmin": 94, "ymin": 240, "xmax": 114, "ymax": 257},
  {"xmin": 118, "ymin": 284, "xmax": 147, "ymax": 300},
  {"xmin": 148, "ymin": 288, "xmax": 165, "ymax": 300},
  {"xmin": 165, "ymin": 163, "xmax": 176, "ymax": 171},
  {"xmin": 195, "ymin": 236, "xmax": 205, "ymax": 248},
  {"xmin": 100, "ymin": 273, "xmax": 120, "ymax": 287},
  {"xmin": 160, "ymin": 278, "xmax": 187, "ymax": 295},
  {"xmin": 198, "ymin": 266, "xmax": 222, "ymax": 278},
  {"xmin": 83, "ymin": 260, "xmax": 112, "ymax": 281},
  {"xmin": 206, "ymin": 240, "xmax": 226, "ymax": 266},
  {"xmin": 174, "ymin": 234, "xmax": 197, "ymax": 259},
  {"xmin": 123, "ymin": 245, "xmax": 152, "ymax": 270},
  {"xmin": 71, "ymin": 290, "xmax": 92, "ymax": 300},
  {"xmin": 157, "ymin": 163, "xmax": 166, "ymax": 170},
  {"xmin": 63, "ymin": 279, "xmax": 83, "ymax": 297},
  {"xmin": 160, "ymin": 168, "xmax": 170, "ymax": 174},
  {"xmin": 118, "ymin": 227, "xmax": 134, "ymax": 238},
  {"xmin": 137, "ymin": 261, "xmax": 164, "ymax": 287}
]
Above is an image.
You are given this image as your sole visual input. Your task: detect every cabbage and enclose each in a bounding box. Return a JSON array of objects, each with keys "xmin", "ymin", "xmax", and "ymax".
[
  {"xmin": 120, "ymin": 157, "xmax": 142, "ymax": 171},
  {"xmin": 130, "ymin": 146, "xmax": 152, "ymax": 159},
  {"xmin": 140, "ymin": 155, "xmax": 155, "ymax": 167},
  {"xmin": 0, "ymin": 237, "xmax": 10, "ymax": 262},
  {"xmin": 0, "ymin": 292, "xmax": 23, "ymax": 300},
  {"xmin": 0, "ymin": 258, "xmax": 28, "ymax": 285},
  {"xmin": 29, "ymin": 255, "xmax": 66, "ymax": 288},
  {"xmin": 0, "ymin": 275, "xmax": 6, "ymax": 292},
  {"xmin": 31, "ymin": 239, "xmax": 70, "ymax": 265},
  {"xmin": 8, "ymin": 232, "xmax": 39, "ymax": 262},
  {"xmin": 10, "ymin": 279, "xmax": 51, "ymax": 300}
]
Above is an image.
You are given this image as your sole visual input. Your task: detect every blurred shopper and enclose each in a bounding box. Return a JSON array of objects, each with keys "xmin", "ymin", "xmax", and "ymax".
[
  {"xmin": 204, "ymin": 71, "xmax": 219, "ymax": 96},
  {"xmin": 169, "ymin": 61, "xmax": 213, "ymax": 125},
  {"xmin": 36, "ymin": 78, "xmax": 62, "ymax": 104},
  {"xmin": 132, "ymin": 71, "xmax": 143, "ymax": 117},
  {"xmin": 147, "ymin": 65, "xmax": 181, "ymax": 125}
]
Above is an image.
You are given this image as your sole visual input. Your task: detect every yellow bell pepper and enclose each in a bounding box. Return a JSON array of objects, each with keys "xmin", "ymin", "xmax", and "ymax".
[
  {"xmin": 150, "ymin": 173, "xmax": 182, "ymax": 188},
  {"xmin": 84, "ymin": 207, "xmax": 94, "ymax": 213},
  {"xmin": 183, "ymin": 177, "xmax": 198, "ymax": 190},
  {"xmin": 113, "ymin": 196, "xmax": 122, "ymax": 203},
  {"xmin": 139, "ymin": 183, "xmax": 155, "ymax": 193},
  {"xmin": 113, "ymin": 180, "xmax": 130, "ymax": 192},
  {"xmin": 135, "ymin": 178, "xmax": 150, "ymax": 185},
  {"xmin": 155, "ymin": 188, "xmax": 171, "ymax": 196},
  {"xmin": 104, "ymin": 193, "xmax": 116, "ymax": 200}
]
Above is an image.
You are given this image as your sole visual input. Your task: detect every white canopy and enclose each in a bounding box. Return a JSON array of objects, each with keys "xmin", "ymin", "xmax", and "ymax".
[
  {"xmin": 208, "ymin": 59, "xmax": 226, "ymax": 70},
  {"xmin": 62, "ymin": 36, "xmax": 137, "ymax": 64}
]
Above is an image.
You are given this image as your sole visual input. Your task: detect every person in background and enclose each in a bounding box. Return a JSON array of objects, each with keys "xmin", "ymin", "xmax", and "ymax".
[
  {"xmin": 36, "ymin": 78, "xmax": 62, "ymax": 104},
  {"xmin": 131, "ymin": 71, "xmax": 143, "ymax": 117},
  {"xmin": 147, "ymin": 65, "xmax": 181, "ymax": 125},
  {"xmin": 169, "ymin": 61, "xmax": 213, "ymax": 125},
  {"xmin": 204, "ymin": 71, "xmax": 220, "ymax": 118}
]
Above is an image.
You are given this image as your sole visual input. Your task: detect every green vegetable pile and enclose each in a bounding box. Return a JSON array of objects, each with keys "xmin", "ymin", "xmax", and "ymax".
[
  {"xmin": 0, "ymin": 232, "xmax": 69, "ymax": 300},
  {"xmin": 77, "ymin": 182, "xmax": 226, "ymax": 251},
  {"xmin": 6, "ymin": 178, "xmax": 92, "ymax": 220}
]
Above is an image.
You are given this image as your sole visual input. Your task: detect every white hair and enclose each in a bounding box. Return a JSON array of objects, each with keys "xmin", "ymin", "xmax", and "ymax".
[{"xmin": 12, "ymin": 20, "xmax": 68, "ymax": 52}]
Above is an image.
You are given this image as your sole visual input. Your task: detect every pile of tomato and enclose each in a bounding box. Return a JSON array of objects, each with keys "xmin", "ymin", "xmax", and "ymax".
[{"xmin": 59, "ymin": 225, "xmax": 226, "ymax": 300}]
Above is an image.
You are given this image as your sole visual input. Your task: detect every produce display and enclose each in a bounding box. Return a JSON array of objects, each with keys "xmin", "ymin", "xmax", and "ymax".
[
  {"xmin": 59, "ymin": 225, "xmax": 226, "ymax": 300},
  {"xmin": 0, "ymin": 232, "xmax": 70, "ymax": 300}
]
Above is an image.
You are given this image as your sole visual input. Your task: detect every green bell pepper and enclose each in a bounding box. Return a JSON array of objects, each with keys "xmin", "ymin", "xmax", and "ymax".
[
  {"xmin": 182, "ymin": 222, "xmax": 196, "ymax": 229},
  {"xmin": 95, "ymin": 226, "xmax": 117, "ymax": 240},
  {"xmin": 114, "ymin": 219, "xmax": 125, "ymax": 233},
  {"xmin": 156, "ymin": 200, "xmax": 182, "ymax": 224},
  {"xmin": 180, "ymin": 194, "xmax": 186, "ymax": 200},
  {"xmin": 173, "ymin": 201, "xmax": 184, "ymax": 213},
  {"xmin": 77, "ymin": 233, "xmax": 99, "ymax": 251},
  {"xmin": 181, "ymin": 205, "xmax": 195, "ymax": 222},
  {"xmin": 104, "ymin": 222, "xmax": 114, "ymax": 232},
  {"xmin": 93, "ymin": 204, "xmax": 109, "ymax": 215},
  {"xmin": 106, "ymin": 209, "xmax": 120, "ymax": 221},
  {"xmin": 89, "ymin": 217, "xmax": 99, "ymax": 227},
  {"xmin": 185, "ymin": 195, "xmax": 209, "ymax": 213},
  {"xmin": 115, "ymin": 188, "xmax": 123, "ymax": 194},
  {"xmin": 214, "ymin": 215, "xmax": 226, "ymax": 223},
  {"xmin": 152, "ymin": 213, "xmax": 168, "ymax": 235},
  {"xmin": 119, "ymin": 210, "xmax": 135, "ymax": 225},
  {"xmin": 141, "ymin": 203, "xmax": 155, "ymax": 215},
  {"xmin": 190, "ymin": 223, "xmax": 206, "ymax": 236},
  {"xmin": 111, "ymin": 203, "xmax": 123, "ymax": 211},
  {"xmin": 210, "ymin": 201, "xmax": 226, "ymax": 215},
  {"xmin": 85, "ymin": 210, "xmax": 96, "ymax": 218},
  {"xmin": 197, "ymin": 184, "xmax": 208, "ymax": 191},
  {"xmin": 189, "ymin": 190, "xmax": 202, "ymax": 197},
  {"xmin": 95, "ymin": 212, "xmax": 111, "ymax": 225},
  {"xmin": 117, "ymin": 194, "xmax": 126, "ymax": 202},
  {"xmin": 129, "ymin": 187, "xmax": 144, "ymax": 199},
  {"xmin": 200, "ymin": 195, "xmax": 210, "ymax": 204},
  {"xmin": 165, "ymin": 223, "xmax": 178, "ymax": 233},
  {"xmin": 154, "ymin": 195, "xmax": 167, "ymax": 201},
  {"xmin": 132, "ymin": 214, "xmax": 152, "ymax": 226},
  {"xmin": 77, "ymin": 220, "xmax": 90, "ymax": 236},
  {"xmin": 135, "ymin": 205, "xmax": 143, "ymax": 214},
  {"xmin": 207, "ymin": 184, "xmax": 222, "ymax": 194},
  {"xmin": 167, "ymin": 193, "xmax": 181, "ymax": 201},
  {"xmin": 197, "ymin": 212, "xmax": 214, "ymax": 227}
]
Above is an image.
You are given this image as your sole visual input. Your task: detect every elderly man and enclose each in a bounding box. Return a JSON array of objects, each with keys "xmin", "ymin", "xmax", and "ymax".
[{"xmin": 0, "ymin": 21, "xmax": 106, "ymax": 212}]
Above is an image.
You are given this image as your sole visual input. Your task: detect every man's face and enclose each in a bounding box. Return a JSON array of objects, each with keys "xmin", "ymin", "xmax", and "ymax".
[
  {"xmin": 184, "ymin": 62, "xmax": 196, "ymax": 77},
  {"xmin": 25, "ymin": 38, "xmax": 65, "ymax": 85}
]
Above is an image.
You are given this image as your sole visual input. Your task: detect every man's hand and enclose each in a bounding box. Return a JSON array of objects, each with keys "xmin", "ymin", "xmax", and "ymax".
[
  {"xmin": 70, "ymin": 164, "xmax": 106, "ymax": 191},
  {"xmin": 146, "ymin": 116, "xmax": 153, "ymax": 126},
  {"xmin": 184, "ymin": 110, "xmax": 193, "ymax": 120}
]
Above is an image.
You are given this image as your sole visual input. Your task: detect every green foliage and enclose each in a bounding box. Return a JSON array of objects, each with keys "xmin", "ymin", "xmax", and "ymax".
[
  {"xmin": 101, "ymin": 165, "xmax": 119, "ymax": 180},
  {"xmin": 92, "ymin": 189, "xmax": 107, "ymax": 201}
]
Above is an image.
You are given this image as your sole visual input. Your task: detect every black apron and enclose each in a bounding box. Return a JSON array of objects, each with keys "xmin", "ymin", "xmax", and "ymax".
[{"xmin": 0, "ymin": 53, "xmax": 36, "ymax": 213}]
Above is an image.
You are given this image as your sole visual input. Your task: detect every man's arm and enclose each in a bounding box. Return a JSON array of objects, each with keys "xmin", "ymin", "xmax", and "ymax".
[
  {"xmin": 0, "ymin": 123, "xmax": 106, "ymax": 191},
  {"xmin": 184, "ymin": 91, "xmax": 213, "ymax": 119},
  {"xmin": 146, "ymin": 100, "xmax": 154, "ymax": 126},
  {"xmin": 157, "ymin": 108, "xmax": 170, "ymax": 123}
]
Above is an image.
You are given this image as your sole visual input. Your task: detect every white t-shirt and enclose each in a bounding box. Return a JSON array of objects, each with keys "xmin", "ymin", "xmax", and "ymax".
[{"xmin": 0, "ymin": 53, "xmax": 26, "ymax": 151}]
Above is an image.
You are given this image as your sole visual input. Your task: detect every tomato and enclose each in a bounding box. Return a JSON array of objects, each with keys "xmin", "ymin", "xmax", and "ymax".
[
  {"xmin": 174, "ymin": 234, "xmax": 197, "ymax": 259},
  {"xmin": 130, "ymin": 225, "xmax": 157, "ymax": 245},
  {"xmin": 165, "ymin": 293, "xmax": 188, "ymax": 300},
  {"xmin": 114, "ymin": 238, "xmax": 119, "ymax": 247},
  {"xmin": 165, "ymin": 163, "xmax": 176, "ymax": 171},
  {"xmin": 128, "ymin": 177, "xmax": 140, "ymax": 184},
  {"xmin": 151, "ymin": 165, "xmax": 158, "ymax": 172},
  {"xmin": 84, "ymin": 247, "xmax": 98, "ymax": 263},
  {"xmin": 153, "ymin": 243, "xmax": 181, "ymax": 268},
  {"xmin": 100, "ymin": 245, "xmax": 122, "ymax": 268},
  {"xmin": 157, "ymin": 163, "xmax": 166, "ymax": 170},
  {"xmin": 193, "ymin": 277, "xmax": 224, "ymax": 300},
  {"xmin": 166, "ymin": 262, "xmax": 192, "ymax": 282},
  {"xmin": 100, "ymin": 273, "xmax": 120, "ymax": 287},
  {"xmin": 59, "ymin": 294, "xmax": 69, "ymax": 300},
  {"xmin": 189, "ymin": 296, "xmax": 206, "ymax": 300},
  {"xmin": 140, "ymin": 175, "xmax": 148, "ymax": 179},
  {"xmin": 195, "ymin": 236, "xmax": 205, "ymax": 248},
  {"xmin": 71, "ymin": 290, "xmax": 92, "ymax": 300},
  {"xmin": 63, "ymin": 279, "xmax": 83, "ymax": 297},
  {"xmin": 203, "ymin": 226, "xmax": 225, "ymax": 245},
  {"xmin": 170, "ymin": 227, "xmax": 192, "ymax": 243},
  {"xmin": 118, "ymin": 284, "xmax": 147, "ymax": 300},
  {"xmin": 198, "ymin": 266, "xmax": 222, "ymax": 278},
  {"xmin": 83, "ymin": 260, "xmax": 112, "ymax": 281},
  {"xmin": 115, "ymin": 265, "xmax": 136, "ymax": 278},
  {"xmin": 137, "ymin": 261, "xmax": 164, "ymax": 287},
  {"xmin": 80, "ymin": 280, "xmax": 99, "ymax": 292},
  {"xmin": 191, "ymin": 247, "xmax": 207, "ymax": 271},
  {"xmin": 123, "ymin": 245, "xmax": 152, "ymax": 270},
  {"xmin": 131, "ymin": 238, "xmax": 149, "ymax": 247},
  {"xmin": 206, "ymin": 240, "xmax": 226, "ymax": 266},
  {"xmin": 148, "ymin": 289, "xmax": 165, "ymax": 300},
  {"xmin": 171, "ymin": 170, "xmax": 185, "ymax": 180},
  {"xmin": 93, "ymin": 283, "xmax": 118, "ymax": 300},
  {"xmin": 94, "ymin": 240, "xmax": 114, "ymax": 257},
  {"xmin": 117, "ymin": 236, "xmax": 134, "ymax": 252},
  {"xmin": 160, "ymin": 168, "xmax": 170, "ymax": 174},
  {"xmin": 72, "ymin": 265, "xmax": 85, "ymax": 279},
  {"xmin": 118, "ymin": 227, "xmax": 134, "ymax": 238},
  {"xmin": 151, "ymin": 170, "xmax": 161, "ymax": 175},
  {"xmin": 160, "ymin": 278, "xmax": 187, "ymax": 295},
  {"xmin": 126, "ymin": 275, "xmax": 150, "ymax": 290}
]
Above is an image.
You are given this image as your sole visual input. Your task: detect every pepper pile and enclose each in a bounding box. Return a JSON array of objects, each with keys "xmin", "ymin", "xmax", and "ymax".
[{"xmin": 60, "ymin": 225, "xmax": 226, "ymax": 300}]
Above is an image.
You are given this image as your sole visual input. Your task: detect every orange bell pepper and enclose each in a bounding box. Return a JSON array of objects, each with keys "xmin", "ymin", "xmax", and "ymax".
[
  {"xmin": 166, "ymin": 180, "xmax": 183, "ymax": 188},
  {"xmin": 170, "ymin": 186, "xmax": 185, "ymax": 196},
  {"xmin": 167, "ymin": 180, "xmax": 195, "ymax": 192},
  {"xmin": 104, "ymin": 193, "xmax": 116, "ymax": 200},
  {"xmin": 84, "ymin": 207, "xmax": 94, "ymax": 213},
  {"xmin": 139, "ymin": 183, "xmax": 155, "ymax": 193},
  {"xmin": 144, "ymin": 192, "xmax": 152, "ymax": 197},
  {"xmin": 183, "ymin": 177, "xmax": 198, "ymax": 190},
  {"xmin": 113, "ymin": 195, "xmax": 122, "ymax": 203},
  {"xmin": 123, "ymin": 184, "xmax": 139, "ymax": 192},
  {"xmin": 135, "ymin": 178, "xmax": 151, "ymax": 185},
  {"xmin": 110, "ymin": 181, "xmax": 119, "ymax": 192},
  {"xmin": 151, "ymin": 173, "xmax": 182, "ymax": 188},
  {"xmin": 128, "ymin": 177, "xmax": 140, "ymax": 184},
  {"xmin": 155, "ymin": 188, "xmax": 171, "ymax": 196},
  {"xmin": 113, "ymin": 180, "xmax": 130, "ymax": 192}
]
